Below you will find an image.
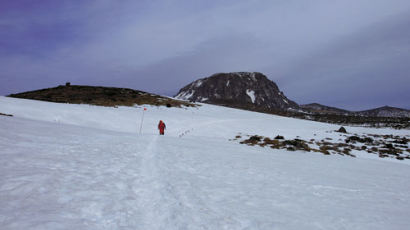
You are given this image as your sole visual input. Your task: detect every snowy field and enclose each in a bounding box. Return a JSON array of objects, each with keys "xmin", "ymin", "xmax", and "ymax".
[{"xmin": 1, "ymin": 96, "xmax": 409, "ymax": 230}]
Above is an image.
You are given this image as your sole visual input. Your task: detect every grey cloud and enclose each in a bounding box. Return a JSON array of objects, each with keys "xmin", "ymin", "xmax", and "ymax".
[
  {"xmin": 273, "ymin": 12, "xmax": 410, "ymax": 110},
  {"xmin": 1, "ymin": 0, "xmax": 409, "ymax": 110}
]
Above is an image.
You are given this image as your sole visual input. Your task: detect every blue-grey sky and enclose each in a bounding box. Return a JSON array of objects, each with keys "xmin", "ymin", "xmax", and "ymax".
[{"xmin": 1, "ymin": 0, "xmax": 409, "ymax": 110}]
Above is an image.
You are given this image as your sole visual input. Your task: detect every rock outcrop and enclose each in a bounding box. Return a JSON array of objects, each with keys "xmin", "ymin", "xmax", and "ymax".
[{"xmin": 175, "ymin": 72, "xmax": 299, "ymax": 111}]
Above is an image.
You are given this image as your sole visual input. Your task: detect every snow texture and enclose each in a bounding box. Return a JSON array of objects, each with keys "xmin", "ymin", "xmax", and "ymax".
[
  {"xmin": 250, "ymin": 72, "xmax": 257, "ymax": 81},
  {"xmin": 194, "ymin": 80, "xmax": 203, "ymax": 87},
  {"xmin": 1, "ymin": 96, "xmax": 410, "ymax": 230},
  {"xmin": 246, "ymin": 89, "xmax": 256, "ymax": 103},
  {"xmin": 176, "ymin": 90, "xmax": 194, "ymax": 100}
]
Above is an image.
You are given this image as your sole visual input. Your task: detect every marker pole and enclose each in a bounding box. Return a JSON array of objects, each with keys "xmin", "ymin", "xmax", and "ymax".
[{"xmin": 139, "ymin": 107, "xmax": 147, "ymax": 134}]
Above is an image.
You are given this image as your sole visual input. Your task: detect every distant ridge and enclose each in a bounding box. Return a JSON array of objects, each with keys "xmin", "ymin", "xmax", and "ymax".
[
  {"xmin": 301, "ymin": 103, "xmax": 351, "ymax": 115},
  {"xmin": 355, "ymin": 106, "xmax": 410, "ymax": 118},
  {"xmin": 8, "ymin": 84, "xmax": 194, "ymax": 107},
  {"xmin": 301, "ymin": 103, "xmax": 410, "ymax": 118}
]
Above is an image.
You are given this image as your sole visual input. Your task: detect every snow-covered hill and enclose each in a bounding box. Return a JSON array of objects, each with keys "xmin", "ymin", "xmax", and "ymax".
[{"xmin": 1, "ymin": 96, "xmax": 409, "ymax": 230}]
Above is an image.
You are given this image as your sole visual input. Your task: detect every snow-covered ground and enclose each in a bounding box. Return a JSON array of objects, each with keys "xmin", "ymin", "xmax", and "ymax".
[{"xmin": 1, "ymin": 96, "xmax": 409, "ymax": 230}]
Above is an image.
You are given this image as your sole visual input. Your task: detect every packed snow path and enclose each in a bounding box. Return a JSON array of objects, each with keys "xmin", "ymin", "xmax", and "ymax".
[{"xmin": 1, "ymin": 97, "xmax": 410, "ymax": 229}]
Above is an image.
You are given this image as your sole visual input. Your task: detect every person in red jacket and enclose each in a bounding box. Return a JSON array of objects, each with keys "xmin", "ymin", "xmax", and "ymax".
[{"xmin": 158, "ymin": 120, "xmax": 166, "ymax": 135}]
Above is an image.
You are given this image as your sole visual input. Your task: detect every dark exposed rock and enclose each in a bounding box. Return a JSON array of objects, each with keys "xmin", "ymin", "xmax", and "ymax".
[
  {"xmin": 0, "ymin": 113, "xmax": 13, "ymax": 117},
  {"xmin": 346, "ymin": 136, "xmax": 373, "ymax": 143},
  {"xmin": 283, "ymin": 139, "xmax": 311, "ymax": 151},
  {"xmin": 379, "ymin": 148, "xmax": 401, "ymax": 155},
  {"xmin": 363, "ymin": 137, "xmax": 374, "ymax": 143},
  {"xmin": 393, "ymin": 138, "xmax": 408, "ymax": 145},
  {"xmin": 240, "ymin": 135, "xmax": 263, "ymax": 145},
  {"xmin": 343, "ymin": 148, "xmax": 352, "ymax": 154},
  {"xmin": 319, "ymin": 146, "xmax": 331, "ymax": 155},
  {"xmin": 175, "ymin": 72, "xmax": 299, "ymax": 111},
  {"xmin": 274, "ymin": 135, "xmax": 284, "ymax": 140},
  {"xmin": 337, "ymin": 126, "xmax": 347, "ymax": 133},
  {"xmin": 384, "ymin": 143, "xmax": 394, "ymax": 149},
  {"xmin": 249, "ymin": 135, "xmax": 262, "ymax": 142},
  {"xmin": 346, "ymin": 136, "xmax": 360, "ymax": 143}
]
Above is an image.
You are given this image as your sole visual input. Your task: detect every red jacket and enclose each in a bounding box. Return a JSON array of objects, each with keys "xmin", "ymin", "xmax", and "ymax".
[{"xmin": 158, "ymin": 121, "xmax": 166, "ymax": 130}]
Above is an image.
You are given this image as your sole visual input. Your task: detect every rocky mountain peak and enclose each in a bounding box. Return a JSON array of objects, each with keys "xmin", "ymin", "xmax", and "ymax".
[{"xmin": 175, "ymin": 72, "xmax": 299, "ymax": 111}]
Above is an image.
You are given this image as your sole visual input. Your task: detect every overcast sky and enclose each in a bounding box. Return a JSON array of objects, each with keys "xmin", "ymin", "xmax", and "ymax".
[{"xmin": 1, "ymin": 0, "xmax": 409, "ymax": 110}]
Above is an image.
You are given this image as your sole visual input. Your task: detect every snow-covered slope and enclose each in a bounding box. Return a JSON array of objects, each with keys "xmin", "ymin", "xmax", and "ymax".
[{"xmin": 1, "ymin": 96, "xmax": 409, "ymax": 230}]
